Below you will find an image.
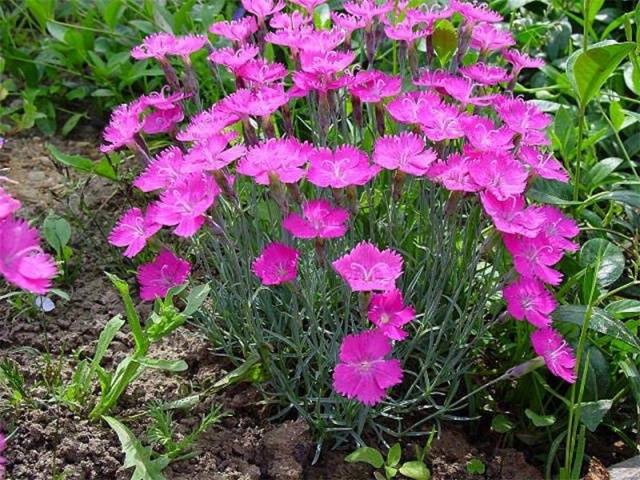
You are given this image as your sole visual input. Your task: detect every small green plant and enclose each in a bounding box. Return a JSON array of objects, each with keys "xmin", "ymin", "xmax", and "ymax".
[
  {"xmin": 466, "ymin": 458, "xmax": 486, "ymax": 475},
  {"xmin": 0, "ymin": 358, "xmax": 29, "ymax": 408},
  {"xmin": 346, "ymin": 433, "xmax": 435, "ymax": 480},
  {"xmin": 42, "ymin": 212, "xmax": 73, "ymax": 279},
  {"xmin": 62, "ymin": 273, "xmax": 212, "ymax": 419}
]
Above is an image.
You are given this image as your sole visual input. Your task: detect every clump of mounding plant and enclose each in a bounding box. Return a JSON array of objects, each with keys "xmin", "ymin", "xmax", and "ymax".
[{"xmin": 101, "ymin": 0, "xmax": 580, "ymax": 443}]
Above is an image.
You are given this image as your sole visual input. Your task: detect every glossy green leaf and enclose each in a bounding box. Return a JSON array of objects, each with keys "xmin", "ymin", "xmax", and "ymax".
[
  {"xmin": 579, "ymin": 399, "xmax": 613, "ymax": 432},
  {"xmin": 609, "ymin": 101, "xmax": 625, "ymax": 131},
  {"xmin": 525, "ymin": 409, "xmax": 556, "ymax": 427},
  {"xmin": 345, "ymin": 447, "xmax": 384, "ymax": 469},
  {"xmin": 579, "ymin": 238, "xmax": 625, "ymax": 287},
  {"xmin": 566, "ymin": 41, "xmax": 636, "ymax": 107},
  {"xmin": 432, "ymin": 20, "xmax": 457, "ymax": 64},
  {"xmin": 553, "ymin": 305, "xmax": 640, "ymax": 350},
  {"xmin": 399, "ymin": 461, "xmax": 431, "ymax": 479},
  {"xmin": 491, "ymin": 414, "xmax": 514, "ymax": 433},
  {"xmin": 600, "ymin": 190, "xmax": 640, "ymax": 208},
  {"xmin": 183, "ymin": 284, "xmax": 211, "ymax": 317},
  {"xmin": 42, "ymin": 213, "xmax": 71, "ymax": 256},
  {"xmin": 585, "ymin": 157, "xmax": 623, "ymax": 189},
  {"xmin": 387, "ymin": 443, "xmax": 402, "ymax": 467}
]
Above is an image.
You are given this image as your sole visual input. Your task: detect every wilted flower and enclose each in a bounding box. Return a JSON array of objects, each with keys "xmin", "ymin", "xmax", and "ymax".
[
  {"xmin": 149, "ymin": 173, "xmax": 220, "ymax": 237},
  {"xmin": 252, "ymin": 242, "xmax": 299, "ymax": 285},
  {"xmin": 237, "ymin": 138, "xmax": 312, "ymax": 185},
  {"xmin": 137, "ymin": 249, "xmax": 191, "ymax": 301},
  {"xmin": 0, "ymin": 187, "xmax": 20, "ymax": 220},
  {"xmin": 307, "ymin": 145, "xmax": 380, "ymax": 188},
  {"xmin": 333, "ymin": 330, "xmax": 403, "ymax": 406},
  {"xmin": 0, "ymin": 217, "xmax": 57, "ymax": 294},
  {"xmin": 283, "ymin": 199, "xmax": 349, "ymax": 239},
  {"xmin": 373, "ymin": 132, "xmax": 437, "ymax": 176},
  {"xmin": 503, "ymin": 277, "xmax": 556, "ymax": 328},
  {"xmin": 368, "ymin": 289, "xmax": 415, "ymax": 340},
  {"xmin": 209, "ymin": 17, "xmax": 259, "ymax": 43},
  {"xmin": 531, "ymin": 327, "xmax": 576, "ymax": 383},
  {"xmin": 109, "ymin": 207, "xmax": 162, "ymax": 257},
  {"xmin": 333, "ymin": 241, "xmax": 403, "ymax": 292}
]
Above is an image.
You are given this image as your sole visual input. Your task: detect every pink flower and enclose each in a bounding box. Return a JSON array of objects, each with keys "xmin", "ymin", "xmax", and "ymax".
[
  {"xmin": 386, "ymin": 91, "xmax": 441, "ymax": 124},
  {"xmin": 0, "ymin": 187, "xmax": 20, "ymax": 219},
  {"xmin": 290, "ymin": 0, "xmax": 325, "ymax": 15},
  {"xmin": 494, "ymin": 96, "xmax": 552, "ymax": 134},
  {"xmin": 368, "ymin": 289, "xmax": 415, "ymax": 340},
  {"xmin": 209, "ymin": 17, "xmax": 258, "ymax": 43},
  {"xmin": 459, "ymin": 63, "xmax": 509, "ymax": 85},
  {"xmin": 295, "ymin": 28, "xmax": 346, "ymax": 53},
  {"xmin": 283, "ymin": 199, "xmax": 349, "ymax": 239},
  {"xmin": 142, "ymin": 105, "xmax": 184, "ymax": 135},
  {"xmin": 177, "ymin": 105, "xmax": 240, "ymax": 141},
  {"xmin": 343, "ymin": 0, "xmax": 394, "ymax": 26},
  {"xmin": 427, "ymin": 154, "xmax": 480, "ymax": 193},
  {"xmin": 441, "ymin": 76, "xmax": 475, "ymax": 104},
  {"xmin": 149, "ymin": 173, "xmax": 220, "ymax": 237},
  {"xmin": 270, "ymin": 11, "xmax": 311, "ymax": 30},
  {"xmin": 221, "ymin": 85, "xmax": 289, "ymax": 117},
  {"xmin": 480, "ymin": 192, "xmax": 544, "ymax": 238},
  {"xmin": 503, "ymin": 234, "xmax": 564, "ymax": 285},
  {"xmin": 134, "ymin": 147, "xmax": 193, "ymax": 192},
  {"xmin": 460, "ymin": 116, "xmax": 513, "ymax": 152},
  {"xmin": 0, "ymin": 431, "xmax": 5, "ymax": 477},
  {"xmin": 100, "ymin": 101, "xmax": 144, "ymax": 153},
  {"xmin": 184, "ymin": 133, "xmax": 246, "ymax": 171},
  {"xmin": 307, "ymin": 145, "xmax": 380, "ymax": 189},
  {"xmin": 451, "ymin": 0, "xmax": 502, "ymax": 23},
  {"xmin": 131, "ymin": 33, "xmax": 178, "ymax": 60},
  {"xmin": 470, "ymin": 23, "xmax": 515, "ymax": 52},
  {"xmin": 418, "ymin": 103, "xmax": 466, "ymax": 141},
  {"xmin": 519, "ymin": 146, "xmax": 569, "ymax": 182},
  {"xmin": 252, "ymin": 242, "xmax": 299, "ymax": 285},
  {"xmin": 137, "ymin": 249, "xmax": 191, "ymax": 301},
  {"xmin": 236, "ymin": 58, "xmax": 288, "ymax": 85},
  {"xmin": 468, "ymin": 151, "xmax": 528, "ymax": 200},
  {"xmin": 109, "ymin": 207, "xmax": 162, "ymax": 257},
  {"xmin": 348, "ymin": 70, "xmax": 402, "ymax": 103},
  {"xmin": 503, "ymin": 277, "xmax": 556, "ymax": 328},
  {"xmin": 413, "ymin": 68, "xmax": 452, "ymax": 88},
  {"xmin": 531, "ymin": 328, "xmax": 576, "ymax": 383},
  {"xmin": 331, "ymin": 12, "xmax": 367, "ymax": 35},
  {"xmin": 241, "ymin": 0, "xmax": 285, "ymax": 22},
  {"xmin": 332, "ymin": 241, "xmax": 403, "ymax": 292},
  {"xmin": 141, "ymin": 89, "xmax": 189, "ymax": 110},
  {"xmin": 537, "ymin": 206, "xmax": 580, "ymax": 253},
  {"xmin": 373, "ymin": 133, "xmax": 437, "ymax": 176},
  {"xmin": 237, "ymin": 138, "xmax": 312, "ymax": 185},
  {"xmin": 291, "ymin": 71, "xmax": 352, "ymax": 95},
  {"xmin": 0, "ymin": 217, "xmax": 57, "ymax": 294},
  {"xmin": 170, "ymin": 35, "xmax": 208, "ymax": 58},
  {"xmin": 209, "ymin": 45, "xmax": 260, "ymax": 72},
  {"xmin": 300, "ymin": 50, "xmax": 356, "ymax": 76},
  {"xmin": 503, "ymin": 50, "xmax": 545, "ymax": 73},
  {"xmin": 333, "ymin": 330, "xmax": 403, "ymax": 406},
  {"xmin": 265, "ymin": 27, "xmax": 310, "ymax": 50},
  {"xmin": 384, "ymin": 19, "xmax": 427, "ymax": 44}
]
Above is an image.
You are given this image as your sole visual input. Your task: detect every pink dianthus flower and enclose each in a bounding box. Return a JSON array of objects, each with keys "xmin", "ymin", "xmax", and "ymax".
[
  {"xmin": 307, "ymin": 145, "xmax": 380, "ymax": 189},
  {"xmin": 531, "ymin": 327, "xmax": 576, "ymax": 383},
  {"xmin": 109, "ymin": 207, "xmax": 162, "ymax": 257},
  {"xmin": 282, "ymin": 199, "xmax": 349, "ymax": 239},
  {"xmin": 373, "ymin": 132, "xmax": 437, "ymax": 176},
  {"xmin": 252, "ymin": 242, "xmax": 299, "ymax": 285},
  {"xmin": 237, "ymin": 138, "xmax": 312, "ymax": 185},
  {"xmin": 332, "ymin": 241, "xmax": 403, "ymax": 292},
  {"xmin": 137, "ymin": 249, "xmax": 191, "ymax": 301},
  {"xmin": 503, "ymin": 277, "xmax": 556, "ymax": 328},
  {"xmin": 368, "ymin": 289, "xmax": 416, "ymax": 340}
]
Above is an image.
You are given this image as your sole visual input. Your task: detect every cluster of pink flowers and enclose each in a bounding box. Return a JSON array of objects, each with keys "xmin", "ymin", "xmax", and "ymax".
[
  {"xmin": 104, "ymin": 0, "xmax": 579, "ymax": 406},
  {"xmin": 0, "ymin": 185, "xmax": 57, "ymax": 294}
]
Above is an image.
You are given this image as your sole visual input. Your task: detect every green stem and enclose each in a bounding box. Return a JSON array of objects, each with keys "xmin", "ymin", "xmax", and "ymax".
[{"xmin": 573, "ymin": 105, "xmax": 586, "ymax": 202}]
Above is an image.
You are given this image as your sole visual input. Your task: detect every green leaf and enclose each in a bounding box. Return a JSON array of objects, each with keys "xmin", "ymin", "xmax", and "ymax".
[
  {"xmin": 605, "ymin": 299, "xmax": 640, "ymax": 320},
  {"xmin": 527, "ymin": 178, "xmax": 581, "ymax": 205},
  {"xmin": 491, "ymin": 414, "xmax": 514, "ymax": 433},
  {"xmin": 465, "ymin": 458, "xmax": 485, "ymax": 475},
  {"xmin": 553, "ymin": 106, "xmax": 576, "ymax": 157},
  {"xmin": 432, "ymin": 20, "xmax": 457, "ymax": 64},
  {"xmin": 26, "ymin": 0, "xmax": 55, "ymax": 30},
  {"xmin": 609, "ymin": 101, "xmax": 625, "ymax": 132},
  {"xmin": 579, "ymin": 238, "xmax": 625, "ymax": 287},
  {"xmin": 42, "ymin": 213, "xmax": 71, "ymax": 256},
  {"xmin": 579, "ymin": 399, "xmax": 613, "ymax": 432},
  {"xmin": 585, "ymin": 0, "xmax": 605, "ymax": 29},
  {"xmin": 600, "ymin": 190, "xmax": 640, "ymax": 208},
  {"xmin": 525, "ymin": 409, "xmax": 556, "ymax": 427},
  {"xmin": 585, "ymin": 157, "xmax": 623, "ymax": 189},
  {"xmin": 137, "ymin": 357, "xmax": 188, "ymax": 372},
  {"xmin": 399, "ymin": 461, "xmax": 431, "ymax": 480},
  {"xmin": 182, "ymin": 284, "xmax": 210, "ymax": 317},
  {"xmin": 48, "ymin": 144, "xmax": 94, "ymax": 174},
  {"xmin": 61, "ymin": 113, "xmax": 84, "ymax": 136},
  {"xmin": 387, "ymin": 443, "xmax": 402, "ymax": 468},
  {"xmin": 623, "ymin": 62, "xmax": 640, "ymax": 95},
  {"xmin": 553, "ymin": 305, "xmax": 640, "ymax": 350},
  {"xmin": 93, "ymin": 157, "xmax": 118, "ymax": 181},
  {"xmin": 211, "ymin": 354, "xmax": 267, "ymax": 391},
  {"xmin": 103, "ymin": 416, "xmax": 169, "ymax": 480},
  {"xmin": 90, "ymin": 315, "xmax": 125, "ymax": 376},
  {"xmin": 345, "ymin": 447, "xmax": 384, "ymax": 469},
  {"xmin": 619, "ymin": 358, "xmax": 640, "ymax": 405},
  {"xmin": 566, "ymin": 41, "xmax": 636, "ymax": 107}
]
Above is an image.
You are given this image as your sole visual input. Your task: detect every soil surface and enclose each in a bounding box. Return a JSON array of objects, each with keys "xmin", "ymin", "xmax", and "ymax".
[{"xmin": 1, "ymin": 133, "xmax": 546, "ymax": 479}]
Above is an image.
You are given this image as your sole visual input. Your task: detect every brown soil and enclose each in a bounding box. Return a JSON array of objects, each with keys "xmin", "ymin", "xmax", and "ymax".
[{"xmin": 0, "ymin": 133, "xmax": 545, "ymax": 479}]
